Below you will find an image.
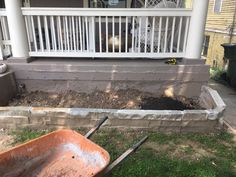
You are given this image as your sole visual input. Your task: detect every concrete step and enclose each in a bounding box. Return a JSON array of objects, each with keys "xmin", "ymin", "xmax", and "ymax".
[
  {"xmin": 8, "ymin": 64, "xmax": 209, "ymax": 73},
  {"xmin": 6, "ymin": 58, "xmax": 208, "ymax": 73}
]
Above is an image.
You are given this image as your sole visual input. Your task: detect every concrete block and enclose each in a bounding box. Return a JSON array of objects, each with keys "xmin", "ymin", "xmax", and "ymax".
[
  {"xmin": 12, "ymin": 116, "xmax": 29, "ymax": 124},
  {"xmin": 0, "ymin": 116, "xmax": 29, "ymax": 129},
  {"xmin": 143, "ymin": 113, "xmax": 163, "ymax": 120},
  {"xmin": 199, "ymin": 92, "xmax": 215, "ymax": 109},
  {"xmin": 29, "ymin": 116, "xmax": 48, "ymax": 125},
  {"xmin": 46, "ymin": 109, "xmax": 71, "ymax": 118},
  {"xmin": 0, "ymin": 72, "xmax": 17, "ymax": 106},
  {"xmin": 0, "ymin": 107, "xmax": 31, "ymax": 117},
  {"xmin": 182, "ymin": 120, "xmax": 218, "ymax": 128},
  {"xmin": 6, "ymin": 57, "xmax": 33, "ymax": 63},
  {"xmin": 148, "ymin": 120, "xmax": 162, "ymax": 128},
  {"xmin": 6, "ymin": 59, "xmax": 211, "ymax": 98},
  {"xmin": 206, "ymin": 109, "xmax": 219, "ymax": 120},
  {"xmin": 109, "ymin": 118, "xmax": 150, "ymax": 128},
  {"xmin": 23, "ymin": 124, "xmax": 48, "ymax": 130},
  {"xmin": 158, "ymin": 126, "xmax": 181, "ymax": 133},
  {"xmin": 181, "ymin": 119, "xmax": 220, "ymax": 132},
  {"xmin": 47, "ymin": 117, "xmax": 94, "ymax": 127},
  {"xmin": 183, "ymin": 110, "xmax": 208, "ymax": 120},
  {"xmin": 160, "ymin": 111, "xmax": 184, "ymax": 120},
  {"xmin": 0, "ymin": 116, "xmax": 14, "ymax": 124},
  {"xmin": 161, "ymin": 120, "xmax": 182, "ymax": 127}
]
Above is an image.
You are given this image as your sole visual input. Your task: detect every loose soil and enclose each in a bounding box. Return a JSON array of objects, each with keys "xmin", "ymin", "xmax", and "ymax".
[
  {"xmin": 0, "ymin": 131, "xmax": 14, "ymax": 152},
  {"xmin": 8, "ymin": 89, "xmax": 202, "ymax": 110}
]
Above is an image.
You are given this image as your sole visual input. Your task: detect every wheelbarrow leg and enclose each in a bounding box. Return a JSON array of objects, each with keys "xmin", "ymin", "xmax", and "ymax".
[
  {"xmin": 85, "ymin": 116, "xmax": 108, "ymax": 139},
  {"xmin": 84, "ymin": 116, "xmax": 148, "ymax": 176},
  {"xmin": 103, "ymin": 136, "xmax": 148, "ymax": 176}
]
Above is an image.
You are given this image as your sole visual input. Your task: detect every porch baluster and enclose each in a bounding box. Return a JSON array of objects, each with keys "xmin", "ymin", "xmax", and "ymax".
[{"xmin": 177, "ymin": 16, "xmax": 182, "ymax": 53}]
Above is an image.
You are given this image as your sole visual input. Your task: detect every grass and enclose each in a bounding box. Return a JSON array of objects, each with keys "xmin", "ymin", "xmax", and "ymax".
[
  {"xmin": 10, "ymin": 128, "xmax": 236, "ymax": 177},
  {"xmin": 11, "ymin": 128, "xmax": 49, "ymax": 145}
]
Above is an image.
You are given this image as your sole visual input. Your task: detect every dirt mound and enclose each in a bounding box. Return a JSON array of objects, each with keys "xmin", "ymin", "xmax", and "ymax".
[
  {"xmin": 140, "ymin": 96, "xmax": 200, "ymax": 110},
  {"xmin": 9, "ymin": 90, "xmax": 202, "ymax": 110}
]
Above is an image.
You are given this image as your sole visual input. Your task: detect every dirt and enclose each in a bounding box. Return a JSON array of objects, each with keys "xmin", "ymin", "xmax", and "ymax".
[
  {"xmin": 0, "ymin": 130, "xmax": 14, "ymax": 152},
  {"xmin": 8, "ymin": 89, "xmax": 202, "ymax": 110}
]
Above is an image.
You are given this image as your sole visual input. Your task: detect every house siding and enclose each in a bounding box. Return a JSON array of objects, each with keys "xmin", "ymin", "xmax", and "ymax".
[
  {"xmin": 204, "ymin": 0, "xmax": 236, "ymax": 68},
  {"xmin": 204, "ymin": 31, "xmax": 236, "ymax": 67},
  {"xmin": 206, "ymin": 0, "xmax": 236, "ymax": 32}
]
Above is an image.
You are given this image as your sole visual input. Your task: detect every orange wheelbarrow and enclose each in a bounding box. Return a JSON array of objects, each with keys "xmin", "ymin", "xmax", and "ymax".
[{"xmin": 0, "ymin": 117, "xmax": 148, "ymax": 177}]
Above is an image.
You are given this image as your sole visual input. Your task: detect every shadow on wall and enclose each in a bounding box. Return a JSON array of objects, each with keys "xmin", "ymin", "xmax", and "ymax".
[
  {"xmin": 0, "ymin": 72, "xmax": 17, "ymax": 106},
  {"xmin": 8, "ymin": 58, "xmax": 209, "ymax": 99}
]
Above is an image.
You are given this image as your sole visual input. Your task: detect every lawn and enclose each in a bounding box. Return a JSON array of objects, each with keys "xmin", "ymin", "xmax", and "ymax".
[{"xmin": 10, "ymin": 128, "xmax": 236, "ymax": 177}]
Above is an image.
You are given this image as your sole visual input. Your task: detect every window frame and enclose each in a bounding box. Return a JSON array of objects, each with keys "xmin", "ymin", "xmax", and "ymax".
[
  {"xmin": 213, "ymin": 0, "xmax": 223, "ymax": 14},
  {"xmin": 202, "ymin": 35, "xmax": 210, "ymax": 57}
]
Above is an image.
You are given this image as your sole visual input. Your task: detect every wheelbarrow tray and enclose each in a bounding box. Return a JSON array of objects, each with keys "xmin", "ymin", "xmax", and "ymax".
[{"xmin": 0, "ymin": 129, "xmax": 110, "ymax": 177}]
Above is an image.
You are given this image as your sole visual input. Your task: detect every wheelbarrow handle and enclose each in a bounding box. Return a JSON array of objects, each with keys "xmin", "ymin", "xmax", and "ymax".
[
  {"xmin": 85, "ymin": 116, "xmax": 108, "ymax": 139},
  {"xmin": 103, "ymin": 135, "xmax": 148, "ymax": 176}
]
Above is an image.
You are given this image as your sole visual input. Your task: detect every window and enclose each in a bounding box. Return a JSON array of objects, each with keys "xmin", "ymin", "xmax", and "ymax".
[
  {"xmin": 202, "ymin": 35, "xmax": 210, "ymax": 57},
  {"xmin": 214, "ymin": 0, "xmax": 223, "ymax": 13},
  {"xmin": 213, "ymin": 59, "xmax": 218, "ymax": 68}
]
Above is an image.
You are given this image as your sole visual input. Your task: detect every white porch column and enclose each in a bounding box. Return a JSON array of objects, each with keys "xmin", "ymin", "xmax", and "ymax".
[
  {"xmin": 5, "ymin": 0, "xmax": 29, "ymax": 58},
  {"xmin": 185, "ymin": 0, "xmax": 209, "ymax": 59}
]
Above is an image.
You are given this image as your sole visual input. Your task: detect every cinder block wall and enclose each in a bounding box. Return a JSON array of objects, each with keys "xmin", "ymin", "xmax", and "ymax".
[{"xmin": 6, "ymin": 58, "xmax": 209, "ymax": 98}]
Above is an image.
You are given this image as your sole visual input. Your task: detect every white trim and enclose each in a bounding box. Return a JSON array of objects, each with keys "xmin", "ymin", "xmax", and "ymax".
[
  {"xmin": 5, "ymin": 0, "xmax": 29, "ymax": 58},
  {"xmin": 205, "ymin": 28, "xmax": 236, "ymax": 35},
  {"xmin": 0, "ymin": 9, "xmax": 7, "ymax": 16},
  {"xmin": 29, "ymin": 51, "xmax": 185, "ymax": 58},
  {"xmin": 201, "ymin": 56, "xmax": 207, "ymax": 60},
  {"xmin": 2, "ymin": 40, "xmax": 11, "ymax": 45},
  {"xmin": 185, "ymin": 0, "xmax": 209, "ymax": 59},
  {"xmin": 22, "ymin": 8, "xmax": 192, "ymax": 16},
  {"xmin": 22, "ymin": 7, "xmax": 192, "ymax": 59}
]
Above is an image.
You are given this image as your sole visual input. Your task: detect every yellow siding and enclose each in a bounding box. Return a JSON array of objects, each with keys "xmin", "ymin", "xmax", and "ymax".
[
  {"xmin": 204, "ymin": 32, "xmax": 236, "ymax": 68},
  {"xmin": 206, "ymin": 0, "xmax": 236, "ymax": 32},
  {"xmin": 204, "ymin": 0, "xmax": 236, "ymax": 68}
]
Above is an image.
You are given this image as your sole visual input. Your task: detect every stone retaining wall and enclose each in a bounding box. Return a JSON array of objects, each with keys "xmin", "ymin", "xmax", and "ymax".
[{"xmin": 0, "ymin": 86, "xmax": 226, "ymax": 132}]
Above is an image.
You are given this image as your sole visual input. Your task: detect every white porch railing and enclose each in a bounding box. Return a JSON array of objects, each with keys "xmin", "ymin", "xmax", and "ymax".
[
  {"xmin": 0, "ymin": 9, "xmax": 11, "ymax": 59},
  {"xmin": 22, "ymin": 8, "xmax": 192, "ymax": 58}
]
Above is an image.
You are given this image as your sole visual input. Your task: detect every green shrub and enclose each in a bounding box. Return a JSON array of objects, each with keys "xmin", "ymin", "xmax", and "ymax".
[{"xmin": 210, "ymin": 67, "xmax": 226, "ymax": 81}]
